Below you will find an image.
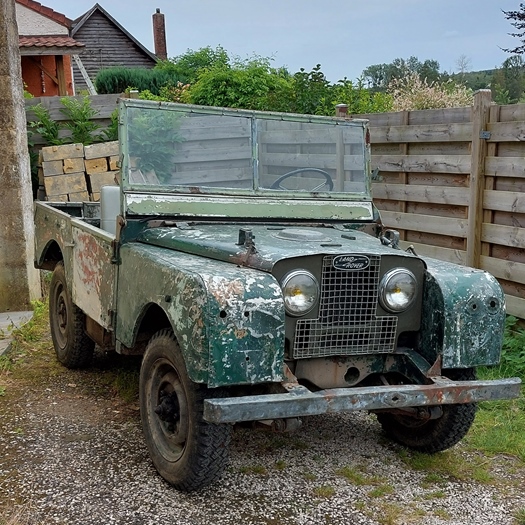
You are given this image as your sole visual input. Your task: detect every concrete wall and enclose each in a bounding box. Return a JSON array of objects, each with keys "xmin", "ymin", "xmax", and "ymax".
[
  {"xmin": 15, "ymin": 3, "xmax": 68, "ymax": 35},
  {"xmin": 0, "ymin": 0, "xmax": 41, "ymax": 311}
]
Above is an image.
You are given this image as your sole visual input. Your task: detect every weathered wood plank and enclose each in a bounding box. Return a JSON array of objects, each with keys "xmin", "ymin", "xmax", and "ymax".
[
  {"xmin": 25, "ymin": 94, "xmax": 119, "ymax": 121},
  {"xmin": 373, "ymin": 154, "xmax": 471, "ymax": 174},
  {"xmin": 171, "ymin": 168, "xmax": 251, "ymax": 185},
  {"xmin": 504, "ymin": 294, "xmax": 525, "ymax": 318},
  {"xmin": 398, "ymin": 240, "xmax": 467, "ymax": 265},
  {"xmin": 487, "ymin": 120, "xmax": 525, "ymax": 142},
  {"xmin": 380, "ymin": 210, "xmax": 468, "ymax": 237},
  {"xmin": 483, "ymin": 189, "xmax": 525, "ymax": 213},
  {"xmin": 371, "ymin": 123, "xmax": 471, "ymax": 143},
  {"xmin": 173, "ymin": 145, "xmax": 252, "ymax": 164},
  {"xmin": 482, "ymin": 223, "xmax": 525, "ymax": 249},
  {"xmin": 481, "ymin": 255, "xmax": 525, "ymax": 285},
  {"xmin": 372, "ymin": 183, "xmax": 469, "ymax": 205},
  {"xmin": 485, "ymin": 156, "xmax": 525, "ymax": 178}
]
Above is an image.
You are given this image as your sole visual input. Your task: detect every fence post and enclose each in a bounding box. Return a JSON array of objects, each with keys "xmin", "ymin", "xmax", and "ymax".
[
  {"xmin": 466, "ymin": 89, "xmax": 492, "ymax": 269},
  {"xmin": 335, "ymin": 104, "xmax": 348, "ymax": 118}
]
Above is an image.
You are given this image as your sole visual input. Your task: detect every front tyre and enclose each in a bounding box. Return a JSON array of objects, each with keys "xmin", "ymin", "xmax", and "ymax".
[
  {"xmin": 140, "ymin": 329, "xmax": 231, "ymax": 491},
  {"xmin": 49, "ymin": 261, "xmax": 95, "ymax": 368},
  {"xmin": 376, "ymin": 369, "xmax": 477, "ymax": 453}
]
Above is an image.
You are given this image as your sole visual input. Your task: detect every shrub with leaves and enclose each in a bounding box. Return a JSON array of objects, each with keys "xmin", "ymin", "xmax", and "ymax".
[
  {"xmin": 29, "ymin": 103, "xmax": 64, "ymax": 145},
  {"xmin": 388, "ymin": 72, "xmax": 474, "ymax": 111},
  {"xmin": 95, "ymin": 67, "xmax": 186, "ymax": 95},
  {"xmin": 60, "ymin": 96, "xmax": 100, "ymax": 145}
]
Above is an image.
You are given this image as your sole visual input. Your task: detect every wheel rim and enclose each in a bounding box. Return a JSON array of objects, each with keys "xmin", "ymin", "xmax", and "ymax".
[
  {"xmin": 147, "ymin": 358, "xmax": 189, "ymax": 463},
  {"xmin": 52, "ymin": 283, "xmax": 69, "ymax": 350}
]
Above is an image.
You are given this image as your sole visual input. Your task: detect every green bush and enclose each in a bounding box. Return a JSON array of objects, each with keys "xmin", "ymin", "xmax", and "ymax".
[
  {"xmin": 94, "ymin": 67, "xmax": 187, "ymax": 95},
  {"xmin": 60, "ymin": 96, "xmax": 100, "ymax": 145}
]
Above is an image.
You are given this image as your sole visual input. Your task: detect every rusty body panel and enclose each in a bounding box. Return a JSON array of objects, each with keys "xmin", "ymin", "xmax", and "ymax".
[
  {"xmin": 203, "ymin": 376, "xmax": 522, "ymax": 424},
  {"xmin": 124, "ymin": 194, "xmax": 375, "ymax": 222},
  {"xmin": 116, "ymin": 243, "xmax": 284, "ymax": 387},
  {"xmin": 420, "ymin": 258, "xmax": 506, "ymax": 368},
  {"xmin": 34, "ymin": 202, "xmax": 116, "ymax": 330}
]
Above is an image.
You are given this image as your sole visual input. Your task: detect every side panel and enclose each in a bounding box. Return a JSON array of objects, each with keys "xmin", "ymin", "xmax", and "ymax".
[
  {"xmin": 116, "ymin": 244, "xmax": 285, "ymax": 387},
  {"xmin": 71, "ymin": 223, "xmax": 116, "ymax": 329},
  {"xmin": 420, "ymin": 258, "xmax": 505, "ymax": 369},
  {"xmin": 34, "ymin": 202, "xmax": 117, "ymax": 329}
]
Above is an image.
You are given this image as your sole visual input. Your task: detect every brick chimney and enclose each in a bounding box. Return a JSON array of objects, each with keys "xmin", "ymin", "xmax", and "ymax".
[{"xmin": 152, "ymin": 8, "xmax": 167, "ymax": 60}]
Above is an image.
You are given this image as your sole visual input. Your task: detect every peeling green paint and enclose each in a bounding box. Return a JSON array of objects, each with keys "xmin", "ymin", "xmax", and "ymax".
[
  {"xmin": 116, "ymin": 243, "xmax": 284, "ymax": 387},
  {"xmin": 420, "ymin": 258, "xmax": 505, "ymax": 368}
]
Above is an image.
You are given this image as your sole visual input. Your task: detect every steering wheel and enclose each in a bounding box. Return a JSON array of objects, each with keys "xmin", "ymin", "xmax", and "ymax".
[{"xmin": 270, "ymin": 168, "xmax": 334, "ymax": 191}]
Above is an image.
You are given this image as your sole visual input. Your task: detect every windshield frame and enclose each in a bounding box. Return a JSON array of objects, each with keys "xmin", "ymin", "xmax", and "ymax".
[{"xmin": 118, "ymin": 99, "xmax": 373, "ymax": 202}]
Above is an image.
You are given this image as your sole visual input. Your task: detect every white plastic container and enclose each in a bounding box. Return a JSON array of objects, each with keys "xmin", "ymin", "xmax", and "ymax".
[{"xmin": 100, "ymin": 185, "xmax": 120, "ymax": 235}]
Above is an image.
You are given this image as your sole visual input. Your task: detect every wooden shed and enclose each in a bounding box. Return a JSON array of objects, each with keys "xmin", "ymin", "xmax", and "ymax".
[{"xmin": 70, "ymin": 3, "xmax": 158, "ymax": 93}]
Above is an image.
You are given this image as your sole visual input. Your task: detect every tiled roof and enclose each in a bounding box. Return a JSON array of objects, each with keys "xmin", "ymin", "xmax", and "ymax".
[
  {"xmin": 19, "ymin": 35, "xmax": 84, "ymax": 48},
  {"xmin": 15, "ymin": 0, "xmax": 72, "ymax": 27}
]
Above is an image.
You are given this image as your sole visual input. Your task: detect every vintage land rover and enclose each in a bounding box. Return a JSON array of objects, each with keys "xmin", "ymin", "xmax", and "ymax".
[{"xmin": 34, "ymin": 99, "xmax": 521, "ymax": 491}]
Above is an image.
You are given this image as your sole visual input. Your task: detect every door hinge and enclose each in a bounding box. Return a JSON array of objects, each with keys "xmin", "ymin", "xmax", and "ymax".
[{"xmin": 479, "ymin": 130, "xmax": 491, "ymax": 140}]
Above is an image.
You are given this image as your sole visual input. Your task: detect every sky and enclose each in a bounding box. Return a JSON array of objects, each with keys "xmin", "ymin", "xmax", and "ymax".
[{"xmin": 37, "ymin": 0, "xmax": 521, "ymax": 83}]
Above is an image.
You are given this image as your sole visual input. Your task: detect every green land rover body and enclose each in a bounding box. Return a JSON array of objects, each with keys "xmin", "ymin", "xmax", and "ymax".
[{"xmin": 34, "ymin": 99, "xmax": 521, "ymax": 491}]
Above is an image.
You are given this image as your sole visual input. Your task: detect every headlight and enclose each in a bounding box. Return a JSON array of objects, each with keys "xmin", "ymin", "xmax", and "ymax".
[
  {"xmin": 379, "ymin": 268, "xmax": 417, "ymax": 313},
  {"xmin": 281, "ymin": 270, "xmax": 319, "ymax": 316}
]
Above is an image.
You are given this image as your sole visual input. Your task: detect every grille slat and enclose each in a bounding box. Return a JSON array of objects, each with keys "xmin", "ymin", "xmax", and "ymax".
[{"xmin": 293, "ymin": 255, "xmax": 398, "ymax": 358}]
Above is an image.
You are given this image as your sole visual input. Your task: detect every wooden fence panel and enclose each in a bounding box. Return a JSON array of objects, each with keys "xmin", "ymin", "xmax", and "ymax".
[
  {"xmin": 359, "ymin": 90, "xmax": 525, "ymax": 318},
  {"xmin": 24, "ymin": 93, "xmax": 525, "ymax": 317}
]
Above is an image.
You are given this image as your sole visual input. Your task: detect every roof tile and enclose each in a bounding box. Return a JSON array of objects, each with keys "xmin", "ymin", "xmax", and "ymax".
[{"xmin": 19, "ymin": 35, "xmax": 85, "ymax": 48}]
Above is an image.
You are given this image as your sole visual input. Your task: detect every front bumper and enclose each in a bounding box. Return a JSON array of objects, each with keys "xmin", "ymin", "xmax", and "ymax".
[{"xmin": 203, "ymin": 376, "xmax": 522, "ymax": 424}]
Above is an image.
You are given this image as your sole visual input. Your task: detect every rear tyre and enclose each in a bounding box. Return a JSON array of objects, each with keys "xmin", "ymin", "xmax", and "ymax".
[
  {"xmin": 140, "ymin": 329, "xmax": 231, "ymax": 491},
  {"xmin": 376, "ymin": 369, "xmax": 477, "ymax": 453},
  {"xmin": 49, "ymin": 261, "xmax": 95, "ymax": 368}
]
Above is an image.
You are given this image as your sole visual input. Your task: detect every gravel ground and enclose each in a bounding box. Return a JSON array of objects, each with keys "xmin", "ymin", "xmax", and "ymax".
[{"xmin": 0, "ymin": 351, "xmax": 524, "ymax": 525}]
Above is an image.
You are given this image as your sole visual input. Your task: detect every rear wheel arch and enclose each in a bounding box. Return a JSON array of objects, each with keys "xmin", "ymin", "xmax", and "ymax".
[{"xmin": 37, "ymin": 239, "xmax": 64, "ymax": 271}]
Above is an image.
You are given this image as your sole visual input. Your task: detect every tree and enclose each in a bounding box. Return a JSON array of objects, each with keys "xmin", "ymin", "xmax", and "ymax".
[
  {"xmin": 155, "ymin": 45, "xmax": 230, "ymax": 83},
  {"xmin": 502, "ymin": 4, "xmax": 525, "ymax": 54},
  {"xmin": 455, "ymin": 55, "xmax": 472, "ymax": 76},
  {"xmin": 491, "ymin": 55, "xmax": 525, "ymax": 103},
  {"xmin": 362, "ymin": 56, "xmax": 443, "ymax": 91},
  {"xmin": 186, "ymin": 57, "xmax": 292, "ymax": 112}
]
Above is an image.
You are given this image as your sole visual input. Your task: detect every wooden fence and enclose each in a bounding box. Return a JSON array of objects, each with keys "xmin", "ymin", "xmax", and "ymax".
[
  {"xmin": 26, "ymin": 93, "xmax": 525, "ymax": 318},
  {"xmin": 338, "ymin": 90, "xmax": 525, "ymax": 318}
]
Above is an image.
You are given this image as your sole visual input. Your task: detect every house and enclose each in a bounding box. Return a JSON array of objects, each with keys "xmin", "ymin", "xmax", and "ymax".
[
  {"xmin": 70, "ymin": 3, "xmax": 159, "ymax": 93},
  {"xmin": 15, "ymin": 0, "xmax": 84, "ymax": 97}
]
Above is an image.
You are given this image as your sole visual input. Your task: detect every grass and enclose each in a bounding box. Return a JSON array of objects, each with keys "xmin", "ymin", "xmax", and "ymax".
[
  {"xmin": 335, "ymin": 465, "xmax": 385, "ymax": 486},
  {"xmin": 467, "ymin": 315, "xmax": 525, "ymax": 462},
  {"xmin": 514, "ymin": 508, "xmax": 525, "ymax": 525},
  {"xmin": 312, "ymin": 485, "xmax": 335, "ymax": 498},
  {"xmin": 397, "ymin": 449, "xmax": 493, "ymax": 484},
  {"xmin": 239, "ymin": 464, "xmax": 267, "ymax": 475}
]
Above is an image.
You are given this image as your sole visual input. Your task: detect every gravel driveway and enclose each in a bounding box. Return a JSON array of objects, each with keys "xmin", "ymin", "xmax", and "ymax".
[{"xmin": 0, "ymin": 348, "xmax": 523, "ymax": 525}]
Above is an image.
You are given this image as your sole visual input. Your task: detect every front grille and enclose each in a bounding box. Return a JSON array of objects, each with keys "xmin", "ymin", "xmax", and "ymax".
[{"xmin": 292, "ymin": 255, "xmax": 398, "ymax": 358}]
